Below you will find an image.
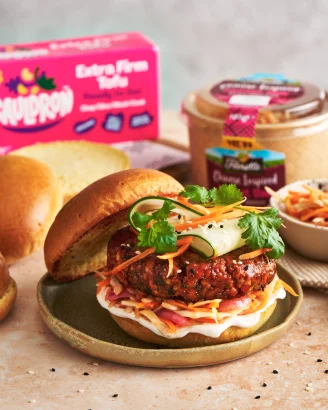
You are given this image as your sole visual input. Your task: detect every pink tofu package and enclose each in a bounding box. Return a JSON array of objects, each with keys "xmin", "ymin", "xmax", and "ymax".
[{"xmin": 0, "ymin": 32, "xmax": 159, "ymax": 153}]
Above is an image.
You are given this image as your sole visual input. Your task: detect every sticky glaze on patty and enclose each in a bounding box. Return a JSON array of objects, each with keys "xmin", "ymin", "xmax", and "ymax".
[{"xmin": 107, "ymin": 228, "xmax": 276, "ymax": 302}]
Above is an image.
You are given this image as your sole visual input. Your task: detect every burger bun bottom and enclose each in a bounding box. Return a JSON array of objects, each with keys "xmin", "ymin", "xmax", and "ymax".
[
  {"xmin": 0, "ymin": 277, "xmax": 17, "ymax": 322},
  {"xmin": 110, "ymin": 301, "xmax": 277, "ymax": 348}
]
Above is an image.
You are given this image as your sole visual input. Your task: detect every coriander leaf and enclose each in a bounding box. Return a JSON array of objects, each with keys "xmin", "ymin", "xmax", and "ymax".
[
  {"xmin": 266, "ymin": 230, "xmax": 285, "ymax": 259},
  {"xmin": 132, "ymin": 200, "xmax": 177, "ymax": 253},
  {"xmin": 257, "ymin": 207, "xmax": 282, "ymax": 230},
  {"xmin": 238, "ymin": 208, "xmax": 284, "ymax": 259},
  {"xmin": 179, "ymin": 185, "xmax": 209, "ymax": 203},
  {"xmin": 209, "ymin": 184, "xmax": 243, "ymax": 205},
  {"xmin": 239, "ymin": 211, "xmax": 270, "ymax": 249},
  {"xmin": 137, "ymin": 225, "xmax": 156, "ymax": 248},
  {"xmin": 137, "ymin": 220, "xmax": 177, "ymax": 253},
  {"xmin": 152, "ymin": 200, "xmax": 175, "ymax": 221},
  {"xmin": 131, "ymin": 200, "xmax": 174, "ymax": 230},
  {"xmin": 152, "ymin": 221, "xmax": 177, "ymax": 253},
  {"xmin": 179, "ymin": 184, "xmax": 243, "ymax": 205},
  {"xmin": 132, "ymin": 212, "xmax": 152, "ymax": 230}
]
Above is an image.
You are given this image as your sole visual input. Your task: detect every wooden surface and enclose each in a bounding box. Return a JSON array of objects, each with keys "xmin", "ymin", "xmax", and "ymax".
[{"xmin": 1, "ymin": 113, "xmax": 328, "ymax": 410}]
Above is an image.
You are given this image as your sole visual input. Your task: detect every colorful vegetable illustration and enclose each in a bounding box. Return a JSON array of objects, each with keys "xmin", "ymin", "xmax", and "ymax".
[{"xmin": 5, "ymin": 66, "xmax": 57, "ymax": 95}]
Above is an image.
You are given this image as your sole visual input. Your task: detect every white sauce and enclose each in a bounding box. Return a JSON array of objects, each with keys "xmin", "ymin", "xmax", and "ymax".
[{"xmin": 97, "ymin": 280, "xmax": 286, "ymax": 339}]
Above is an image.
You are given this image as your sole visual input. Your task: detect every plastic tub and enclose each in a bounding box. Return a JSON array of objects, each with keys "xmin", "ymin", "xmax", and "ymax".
[{"xmin": 182, "ymin": 75, "xmax": 328, "ymax": 205}]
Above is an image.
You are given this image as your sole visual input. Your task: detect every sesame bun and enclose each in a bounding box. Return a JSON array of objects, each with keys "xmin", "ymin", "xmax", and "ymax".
[
  {"xmin": 0, "ymin": 156, "xmax": 63, "ymax": 264},
  {"xmin": 44, "ymin": 169, "xmax": 183, "ymax": 282},
  {"xmin": 0, "ymin": 253, "xmax": 17, "ymax": 321},
  {"xmin": 110, "ymin": 302, "xmax": 277, "ymax": 348}
]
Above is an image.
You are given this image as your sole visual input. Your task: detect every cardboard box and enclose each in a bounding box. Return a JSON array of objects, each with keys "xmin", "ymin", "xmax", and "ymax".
[{"xmin": 0, "ymin": 32, "xmax": 159, "ymax": 153}]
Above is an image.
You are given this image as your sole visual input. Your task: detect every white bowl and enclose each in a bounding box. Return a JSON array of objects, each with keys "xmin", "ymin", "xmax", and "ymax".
[{"xmin": 270, "ymin": 179, "xmax": 328, "ymax": 262}]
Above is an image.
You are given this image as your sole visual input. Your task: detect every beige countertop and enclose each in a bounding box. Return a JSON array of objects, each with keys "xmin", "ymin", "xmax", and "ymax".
[{"xmin": 1, "ymin": 113, "xmax": 328, "ymax": 410}]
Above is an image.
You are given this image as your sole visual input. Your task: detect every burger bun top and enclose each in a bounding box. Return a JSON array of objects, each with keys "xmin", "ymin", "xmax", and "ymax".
[{"xmin": 44, "ymin": 169, "xmax": 183, "ymax": 282}]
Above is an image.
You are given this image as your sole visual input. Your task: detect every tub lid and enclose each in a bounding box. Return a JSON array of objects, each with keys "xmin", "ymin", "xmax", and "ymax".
[{"xmin": 193, "ymin": 74, "xmax": 326, "ymax": 124}]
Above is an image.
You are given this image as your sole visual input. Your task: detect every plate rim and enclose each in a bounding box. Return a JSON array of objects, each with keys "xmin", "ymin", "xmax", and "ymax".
[{"xmin": 37, "ymin": 266, "xmax": 303, "ymax": 365}]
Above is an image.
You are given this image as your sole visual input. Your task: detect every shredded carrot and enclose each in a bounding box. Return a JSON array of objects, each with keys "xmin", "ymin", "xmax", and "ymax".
[
  {"xmin": 160, "ymin": 318, "xmax": 177, "ymax": 332},
  {"xmin": 239, "ymin": 248, "xmax": 272, "ymax": 260},
  {"xmin": 193, "ymin": 318, "xmax": 217, "ymax": 324},
  {"xmin": 176, "ymin": 196, "xmax": 207, "ymax": 214},
  {"xmin": 96, "ymin": 276, "xmax": 112, "ymax": 289},
  {"xmin": 267, "ymin": 185, "xmax": 328, "ymax": 226},
  {"xmin": 165, "ymin": 300, "xmax": 215, "ymax": 312},
  {"xmin": 96, "ymin": 247, "xmax": 155, "ymax": 288},
  {"xmin": 303, "ymin": 184, "xmax": 316, "ymax": 192},
  {"xmin": 158, "ymin": 237, "xmax": 192, "ymax": 260},
  {"xmin": 289, "ymin": 190, "xmax": 310, "ymax": 198},
  {"xmin": 136, "ymin": 301, "xmax": 159, "ymax": 309},
  {"xmin": 173, "ymin": 207, "xmax": 245, "ymax": 232},
  {"xmin": 166, "ymin": 300, "xmax": 195, "ymax": 311},
  {"xmin": 280, "ymin": 279, "xmax": 298, "ymax": 297},
  {"xmin": 97, "ymin": 238, "xmax": 194, "ymax": 288},
  {"xmin": 300, "ymin": 207, "xmax": 328, "ymax": 222},
  {"xmin": 238, "ymin": 205, "xmax": 270, "ymax": 211},
  {"xmin": 208, "ymin": 301, "xmax": 221, "ymax": 309}
]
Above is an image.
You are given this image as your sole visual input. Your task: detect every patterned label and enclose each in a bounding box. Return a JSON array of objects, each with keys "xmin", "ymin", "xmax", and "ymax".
[{"xmin": 223, "ymin": 105, "xmax": 260, "ymax": 138}]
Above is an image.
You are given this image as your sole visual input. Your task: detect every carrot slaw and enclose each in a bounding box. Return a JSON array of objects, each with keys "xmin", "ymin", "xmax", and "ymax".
[
  {"xmin": 96, "ymin": 274, "xmax": 296, "ymax": 334},
  {"xmin": 266, "ymin": 184, "xmax": 328, "ymax": 227}
]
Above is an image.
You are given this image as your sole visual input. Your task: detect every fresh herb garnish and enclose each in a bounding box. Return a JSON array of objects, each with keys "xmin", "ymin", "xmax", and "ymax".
[
  {"xmin": 180, "ymin": 184, "xmax": 243, "ymax": 205},
  {"xmin": 208, "ymin": 184, "xmax": 244, "ymax": 205},
  {"xmin": 132, "ymin": 200, "xmax": 177, "ymax": 253},
  {"xmin": 131, "ymin": 185, "xmax": 284, "ymax": 259},
  {"xmin": 180, "ymin": 185, "xmax": 209, "ymax": 203},
  {"xmin": 238, "ymin": 208, "xmax": 285, "ymax": 259}
]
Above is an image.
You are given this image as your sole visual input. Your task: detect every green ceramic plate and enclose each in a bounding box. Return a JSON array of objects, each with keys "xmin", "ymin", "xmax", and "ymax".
[{"xmin": 37, "ymin": 265, "xmax": 302, "ymax": 368}]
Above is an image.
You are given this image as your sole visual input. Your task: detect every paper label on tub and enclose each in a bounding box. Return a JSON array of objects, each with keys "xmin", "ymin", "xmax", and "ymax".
[
  {"xmin": 223, "ymin": 105, "xmax": 260, "ymax": 139},
  {"xmin": 206, "ymin": 147, "xmax": 286, "ymax": 206},
  {"xmin": 206, "ymin": 74, "xmax": 293, "ymax": 205}
]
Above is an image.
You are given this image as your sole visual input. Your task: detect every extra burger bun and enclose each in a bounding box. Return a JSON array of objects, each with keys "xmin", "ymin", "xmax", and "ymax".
[
  {"xmin": 0, "ymin": 156, "xmax": 63, "ymax": 264},
  {"xmin": 0, "ymin": 253, "xmax": 17, "ymax": 321},
  {"xmin": 11, "ymin": 141, "xmax": 130, "ymax": 203},
  {"xmin": 45, "ymin": 169, "xmax": 183, "ymax": 282},
  {"xmin": 111, "ymin": 301, "xmax": 277, "ymax": 348}
]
